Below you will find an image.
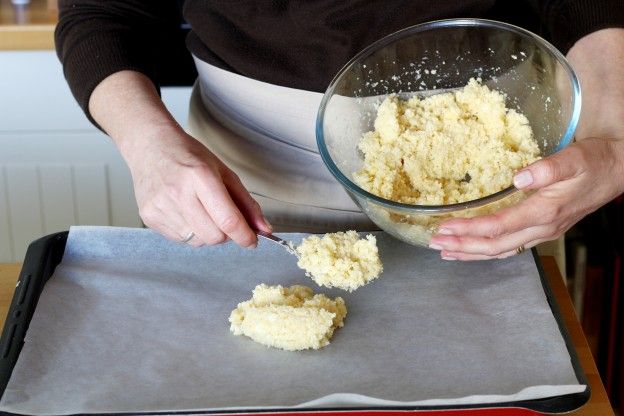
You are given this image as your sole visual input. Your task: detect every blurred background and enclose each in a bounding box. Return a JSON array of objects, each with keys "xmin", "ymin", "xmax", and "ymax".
[{"xmin": 0, "ymin": 0, "xmax": 621, "ymax": 413}]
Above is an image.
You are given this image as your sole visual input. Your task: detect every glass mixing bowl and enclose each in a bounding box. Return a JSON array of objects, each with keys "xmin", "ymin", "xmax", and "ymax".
[{"xmin": 316, "ymin": 18, "xmax": 581, "ymax": 247}]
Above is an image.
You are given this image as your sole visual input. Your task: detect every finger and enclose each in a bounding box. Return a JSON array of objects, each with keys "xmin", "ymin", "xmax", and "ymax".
[
  {"xmin": 162, "ymin": 223, "xmax": 205, "ymax": 248},
  {"xmin": 437, "ymin": 146, "xmax": 585, "ymax": 238},
  {"xmin": 513, "ymin": 146, "xmax": 583, "ymax": 190},
  {"xmin": 195, "ymin": 172, "xmax": 258, "ymax": 248},
  {"xmin": 440, "ymin": 238, "xmax": 546, "ymax": 261},
  {"xmin": 436, "ymin": 194, "xmax": 547, "ymax": 238},
  {"xmin": 222, "ymin": 169, "xmax": 272, "ymax": 233},
  {"xmin": 140, "ymin": 203, "xmax": 204, "ymax": 247},
  {"xmin": 440, "ymin": 249, "xmax": 516, "ymax": 261},
  {"xmin": 439, "ymin": 251, "xmax": 513, "ymax": 261},
  {"xmin": 152, "ymin": 197, "xmax": 207, "ymax": 247},
  {"xmin": 144, "ymin": 219, "xmax": 184, "ymax": 243},
  {"xmin": 179, "ymin": 194, "xmax": 229, "ymax": 246},
  {"xmin": 430, "ymin": 224, "xmax": 549, "ymax": 256}
]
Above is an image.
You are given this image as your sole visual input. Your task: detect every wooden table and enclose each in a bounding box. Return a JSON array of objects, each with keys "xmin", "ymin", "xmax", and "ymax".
[
  {"xmin": 0, "ymin": 0, "xmax": 56, "ymax": 50},
  {"xmin": 0, "ymin": 257, "xmax": 614, "ymax": 415}
]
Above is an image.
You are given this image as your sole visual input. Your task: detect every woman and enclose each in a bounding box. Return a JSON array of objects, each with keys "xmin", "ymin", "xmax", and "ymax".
[{"xmin": 55, "ymin": 1, "xmax": 624, "ymax": 260}]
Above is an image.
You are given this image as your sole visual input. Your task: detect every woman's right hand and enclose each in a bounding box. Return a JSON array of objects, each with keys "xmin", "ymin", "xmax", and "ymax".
[
  {"xmin": 124, "ymin": 128, "xmax": 272, "ymax": 248},
  {"xmin": 88, "ymin": 70, "xmax": 271, "ymax": 248}
]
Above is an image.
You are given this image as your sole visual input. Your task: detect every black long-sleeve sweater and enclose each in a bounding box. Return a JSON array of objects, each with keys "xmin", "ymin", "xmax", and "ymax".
[{"xmin": 55, "ymin": 0, "xmax": 624, "ymax": 122}]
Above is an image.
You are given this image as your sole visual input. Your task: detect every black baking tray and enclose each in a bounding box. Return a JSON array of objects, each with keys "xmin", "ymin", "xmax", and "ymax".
[{"xmin": 0, "ymin": 231, "xmax": 591, "ymax": 415}]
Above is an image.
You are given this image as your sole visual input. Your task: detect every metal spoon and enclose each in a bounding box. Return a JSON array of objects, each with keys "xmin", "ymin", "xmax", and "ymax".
[{"xmin": 256, "ymin": 230, "xmax": 299, "ymax": 257}]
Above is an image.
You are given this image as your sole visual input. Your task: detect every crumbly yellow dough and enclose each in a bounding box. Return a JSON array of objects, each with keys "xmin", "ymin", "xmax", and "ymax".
[
  {"xmin": 295, "ymin": 231, "xmax": 382, "ymax": 292},
  {"xmin": 354, "ymin": 78, "xmax": 540, "ymax": 205},
  {"xmin": 229, "ymin": 284, "xmax": 346, "ymax": 351}
]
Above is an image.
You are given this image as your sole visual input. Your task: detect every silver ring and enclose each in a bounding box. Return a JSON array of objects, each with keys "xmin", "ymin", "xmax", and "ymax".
[
  {"xmin": 180, "ymin": 231, "xmax": 195, "ymax": 244},
  {"xmin": 516, "ymin": 244, "xmax": 526, "ymax": 255}
]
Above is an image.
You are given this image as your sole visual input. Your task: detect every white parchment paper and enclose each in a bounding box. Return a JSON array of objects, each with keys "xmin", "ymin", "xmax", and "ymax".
[{"xmin": 0, "ymin": 226, "xmax": 585, "ymax": 415}]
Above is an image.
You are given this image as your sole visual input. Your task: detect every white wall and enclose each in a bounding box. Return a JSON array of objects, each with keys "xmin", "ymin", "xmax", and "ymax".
[{"xmin": 0, "ymin": 51, "xmax": 192, "ymax": 262}]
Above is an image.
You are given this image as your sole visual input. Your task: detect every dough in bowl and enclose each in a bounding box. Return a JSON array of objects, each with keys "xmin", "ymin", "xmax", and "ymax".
[
  {"xmin": 229, "ymin": 284, "xmax": 347, "ymax": 351},
  {"xmin": 354, "ymin": 78, "xmax": 540, "ymax": 205}
]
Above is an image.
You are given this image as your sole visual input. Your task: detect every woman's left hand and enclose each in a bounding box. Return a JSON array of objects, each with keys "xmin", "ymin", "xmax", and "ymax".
[
  {"xmin": 429, "ymin": 27, "xmax": 624, "ymax": 261},
  {"xmin": 429, "ymin": 137, "xmax": 624, "ymax": 260}
]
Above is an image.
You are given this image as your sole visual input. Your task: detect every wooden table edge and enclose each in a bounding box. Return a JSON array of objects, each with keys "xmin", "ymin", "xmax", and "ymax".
[
  {"xmin": 0, "ymin": 25, "xmax": 55, "ymax": 50},
  {"xmin": 538, "ymin": 256, "xmax": 614, "ymax": 415}
]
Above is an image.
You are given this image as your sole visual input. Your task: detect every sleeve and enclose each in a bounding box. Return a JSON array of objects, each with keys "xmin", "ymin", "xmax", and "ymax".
[
  {"xmin": 54, "ymin": 0, "xmax": 184, "ymax": 125},
  {"xmin": 528, "ymin": 0, "xmax": 624, "ymax": 53}
]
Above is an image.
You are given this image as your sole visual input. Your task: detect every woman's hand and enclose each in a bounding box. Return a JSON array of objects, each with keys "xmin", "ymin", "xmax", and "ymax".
[
  {"xmin": 429, "ymin": 138, "xmax": 624, "ymax": 260},
  {"xmin": 429, "ymin": 28, "xmax": 624, "ymax": 260},
  {"xmin": 124, "ymin": 129, "xmax": 272, "ymax": 247},
  {"xmin": 88, "ymin": 70, "xmax": 270, "ymax": 247}
]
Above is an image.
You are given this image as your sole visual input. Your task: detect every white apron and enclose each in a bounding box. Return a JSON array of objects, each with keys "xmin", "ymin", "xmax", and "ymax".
[
  {"xmin": 188, "ymin": 57, "xmax": 375, "ymax": 232},
  {"xmin": 187, "ymin": 58, "xmax": 565, "ymax": 273}
]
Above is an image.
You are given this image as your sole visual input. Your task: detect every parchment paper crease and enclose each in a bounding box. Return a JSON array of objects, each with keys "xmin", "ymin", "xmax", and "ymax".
[{"xmin": 0, "ymin": 226, "xmax": 585, "ymax": 415}]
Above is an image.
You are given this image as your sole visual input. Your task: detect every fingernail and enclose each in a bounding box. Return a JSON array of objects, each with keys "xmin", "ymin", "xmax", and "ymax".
[
  {"xmin": 513, "ymin": 170, "xmax": 533, "ymax": 188},
  {"xmin": 262, "ymin": 216, "xmax": 273, "ymax": 232},
  {"xmin": 437, "ymin": 227, "xmax": 454, "ymax": 235},
  {"xmin": 429, "ymin": 243, "xmax": 444, "ymax": 250},
  {"xmin": 442, "ymin": 256, "xmax": 457, "ymax": 261}
]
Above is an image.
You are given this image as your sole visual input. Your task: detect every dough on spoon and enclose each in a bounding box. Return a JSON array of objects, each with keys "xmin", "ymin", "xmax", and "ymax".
[
  {"xmin": 296, "ymin": 231, "xmax": 383, "ymax": 291},
  {"xmin": 229, "ymin": 284, "xmax": 347, "ymax": 351}
]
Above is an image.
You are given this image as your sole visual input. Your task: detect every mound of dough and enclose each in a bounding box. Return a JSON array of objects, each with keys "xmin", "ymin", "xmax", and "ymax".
[
  {"xmin": 354, "ymin": 78, "xmax": 540, "ymax": 205},
  {"xmin": 296, "ymin": 231, "xmax": 382, "ymax": 291},
  {"xmin": 229, "ymin": 284, "xmax": 347, "ymax": 351}
]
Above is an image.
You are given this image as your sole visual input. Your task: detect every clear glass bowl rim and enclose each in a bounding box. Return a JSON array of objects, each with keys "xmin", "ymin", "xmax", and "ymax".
[{"xmin": 315, "ymin": 18, "xmax": 582, "ymax": 214}]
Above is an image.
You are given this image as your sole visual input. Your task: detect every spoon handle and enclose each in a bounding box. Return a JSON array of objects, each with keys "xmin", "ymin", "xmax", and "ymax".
[{"xmin": 256, "ymin": 231, "xmax": 298, "ymax": 256}]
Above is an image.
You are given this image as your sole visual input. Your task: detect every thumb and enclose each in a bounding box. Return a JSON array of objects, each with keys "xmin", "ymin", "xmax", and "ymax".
[{"xmin": 513, "ymin": 149, "xmax": 579, "ymax": 190}]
